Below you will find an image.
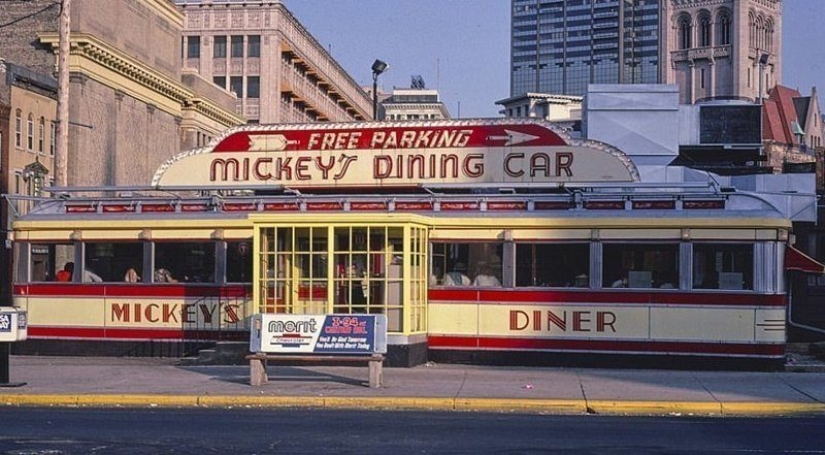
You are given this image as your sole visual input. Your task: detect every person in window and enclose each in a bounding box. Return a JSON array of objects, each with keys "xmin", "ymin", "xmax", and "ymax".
[
  {"xmin": 347, "ymin": 264, "xmax": 366, "ymax": 309},
  {"xmin": 154, "ymin": 267, "xmax": 178, "ymax": 283},
  {"xmin": 657, "ymin": 272, "xmax": 676, "ymax": 289},
  {"xmin": 56, "ymin": 262, "xmax": 74, "ymax": 282},
  {"xmin": 610, "ymin": 274, "xmax": 628, "ymax": 288},
  {"xmin": 429, "ymin": 265, "xmax": 442, "ymax": 286},
  {"xmin": 124, "ymin": 267, "xmax": 141, "ymax": 283},
  {"xmin": 472, "ymin": 264, "xmax": 501, "ymax": 287},
  {"xmin": 443, "ymin": 262, "xmax": 471, "ymax": 286},
  {"xmin": 84, "ymin": 269, "xmax": 103, "ymax": 283}
]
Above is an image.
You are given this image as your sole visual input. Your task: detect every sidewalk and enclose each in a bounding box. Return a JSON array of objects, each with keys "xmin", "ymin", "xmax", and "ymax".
[{"xmin": 2, "ymin": 356, "xmax": 825, "ymax": 416}]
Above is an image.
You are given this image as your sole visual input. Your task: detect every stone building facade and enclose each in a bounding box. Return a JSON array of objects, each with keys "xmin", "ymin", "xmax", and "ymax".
[
  {"xmin": 175, "ymin": 0, "xmax": 372, "ymax": 124},
  {"xmin": 0, "ymin": 0, "xmax": 244, "ymax": 188},
  {"xmin": 663, "ymin": 0, "xmax": 782, "ymax": 104}
]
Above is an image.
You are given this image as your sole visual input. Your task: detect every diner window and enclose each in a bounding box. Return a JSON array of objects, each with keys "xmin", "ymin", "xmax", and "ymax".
[
  {"xmin": 602, "ymin": 243, "xmax": 679, "ymax": 289},
  {"xmin": 154, "ymin": 242, "xmax": 215, "ymax": 283},
  {"xmin": 248, "ymin": 35, "xmax": 260, "ymax": 57},
  {"xmin": 213, "ymin": 36, "xmax": 227, "ymax": 58},
  {"xmin": 85, "ymin": 242, "xmax": 144, "ymax": 283},
  {"xmin": 187, "ymin": 36, "xmax": 200, "ymax": 59},
  {"xmin": 25, "ymin": 243, "xmax": 74, "ymax": 282},
  {"xmin": 693, "ymin": 243, "xmax": 753, "ymax": 290},
  {"xmin": 516, "ymin": 243, "xmax": 589, "ymax": 287},
  {"xmin": 231, "ymin": 35, "xmax": 244, "ymax": 58},
  {"xmin": 226, "ymin": 240, "xmax": 253, "ymax": 283},
  {"xmin": 257, "ymin": 225, "xmax": 424, "ymax": 333},
  {"xmin": 431, "ymin": 242, "xmax": 502, "ymax": 287}
]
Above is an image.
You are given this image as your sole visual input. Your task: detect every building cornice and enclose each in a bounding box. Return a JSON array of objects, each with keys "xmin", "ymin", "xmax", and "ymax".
[
  {"xmin": 146, "ymin": 0, "xmax": 185, "ymax": 28},
  {"xmin": 38, "ymin": 32, "xmax": 242, "ymax": 127}
]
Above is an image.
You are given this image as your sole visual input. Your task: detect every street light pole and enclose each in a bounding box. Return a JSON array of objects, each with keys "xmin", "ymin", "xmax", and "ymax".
[{"xmin": 371, "ymin": 59, "xmax": 388, "ymax": 120}]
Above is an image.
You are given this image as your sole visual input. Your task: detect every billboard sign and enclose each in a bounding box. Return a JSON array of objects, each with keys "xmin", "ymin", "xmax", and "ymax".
[{"xmin": 250, "ymin": 313, "xmax": 388, "ymax": 354}]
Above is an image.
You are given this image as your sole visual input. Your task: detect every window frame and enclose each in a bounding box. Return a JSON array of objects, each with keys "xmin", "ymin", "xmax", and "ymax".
[
  {"xmin": 187, "ymin": 36, "xmax": 201, "ymax": 59},
  {"xmin": 213, "ymin": 36, "xmax": 227, "ymax": 58}
]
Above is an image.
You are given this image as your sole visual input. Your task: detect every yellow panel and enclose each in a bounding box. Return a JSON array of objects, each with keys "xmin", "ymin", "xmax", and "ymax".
[
  {"xmin": 428, "ymin": 304, "xmax": 479, "ymax": 335},
  {"xmin": 510, "ymin": 229, "xmax": 591, "ymax": 240},
  {"xmin": 224, "ymin": 229, "xmax": 254, "ymax": 239},
  {"xmin": 429, "ymin": 229, "xmax": 504, "ymax": 240},
  {"xmin": 72, "ymin": 230, "xmax": 146, "ymax": 241},
  {"xmin": 147, "ymin": 230, "xmax": 220, "ymax": 240},
  {"xmin": 14, "ymin": 231, "xmax": 73, "ymax": 242},
  {"xmin": 599, "ymin": 229, "xmax": 681, "ymax": 240},
  {"xmin": 691, "ymin": 229, "xmax": 755, "ymax": 240},
  {"xmin": 26, "ymin": 297, "xmax": 105, "ymax": 326},
  {"xmin": 756, "ymin": 229, "xmax": 779, "ymax": 240},
  {"xmin": 249, "ymin": 213, "xmax": 432, "ymax": 225},
  {"xmin": 649, "ymin": 307, "xmax": 755, "ymax": 341}
]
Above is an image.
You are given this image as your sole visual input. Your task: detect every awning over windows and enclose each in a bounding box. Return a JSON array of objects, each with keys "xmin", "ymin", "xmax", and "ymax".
[{"xmin": 785, "ymin": 245, "xmax": 825, "ymax": 274}]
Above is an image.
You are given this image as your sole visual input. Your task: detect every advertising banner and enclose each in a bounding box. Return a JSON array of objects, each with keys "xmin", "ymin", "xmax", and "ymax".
[{"xmin": 250, "ymin": 314, "xmax": 388, "ymax": 354}]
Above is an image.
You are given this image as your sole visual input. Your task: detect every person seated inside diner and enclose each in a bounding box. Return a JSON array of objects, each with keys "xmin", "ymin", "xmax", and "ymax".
[
  {"xmin": 443, "ymin": 262, "xmax": 471, "ymax": 286},
  {"xmin": 154, "ymin": 267, "xmax": 178, "ymax": 283},
  {"xmin": 610, "ymin": 274, "xmax": 628, "ymax": 288},
  {"xmin": 472, "ymin": 264, "xmax": 501, "ymax": 287},
  {"xmin": 59, "ymin": 261, "xmax": 103, "ymax": 282},
  {"xmin": 56, "ymin": 262, "xmax": 74, "ymax": 282},
  {"xmin": 124, "ymin": 267, "xmax": 141, "ymax": 283},
  {"xmin": 84, "ymin": 268, "xmax": 103, "ymax": 282}
]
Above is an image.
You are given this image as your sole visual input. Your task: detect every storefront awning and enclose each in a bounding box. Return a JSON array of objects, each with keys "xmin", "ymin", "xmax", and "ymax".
[{"xmin": 785, "ymin": 245, "xmax": 825, "ymax": 274}]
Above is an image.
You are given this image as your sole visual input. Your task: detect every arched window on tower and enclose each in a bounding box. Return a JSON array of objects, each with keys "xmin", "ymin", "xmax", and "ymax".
[
  {"xmin": 765, "ymin": 19, "xmax": 774, "ymax": 52},
  {"xmin": 755, "ymin": 15, "xmax": 765, "ymax": 50},
  {"xmin": 717, "ymin": 11, "xmax": 731, "ymax": 45},
  {"xmin": 748, "ymin": 12, "xmax": 756, "ymax": 48},
  {"xmin": 699, "ymin": 15, "xmax": 711, "ymax": 47},
  {"xmin": 679, "ymin": 15, "xmax": 692, "ymax": 50}
]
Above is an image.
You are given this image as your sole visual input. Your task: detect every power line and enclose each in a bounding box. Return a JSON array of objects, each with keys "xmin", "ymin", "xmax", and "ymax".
[{"xmin": 0, "ymin": 1, "xmax": 61, "ymax": 31}]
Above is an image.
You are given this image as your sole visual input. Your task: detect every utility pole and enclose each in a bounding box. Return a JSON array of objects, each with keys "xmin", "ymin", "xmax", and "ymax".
[{"xmin": 55, "ymin": 0, "xmax": 71, "ymax": 187}]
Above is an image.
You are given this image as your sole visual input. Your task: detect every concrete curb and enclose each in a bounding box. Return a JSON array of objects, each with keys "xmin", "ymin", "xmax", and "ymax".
[{"xmin": 2, "ymin": 394, "xmax": 824, "ymax": 416}]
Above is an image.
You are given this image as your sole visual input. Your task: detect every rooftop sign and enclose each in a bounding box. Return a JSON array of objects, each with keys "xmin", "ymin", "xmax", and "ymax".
[{"xmin": 152, "ymin": 120, "xmax": 638, "ymax": 188}]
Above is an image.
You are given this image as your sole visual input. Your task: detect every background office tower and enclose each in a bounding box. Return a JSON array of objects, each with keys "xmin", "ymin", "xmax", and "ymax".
[
  {"xmin": 511, "ymin": 0, "xmax": 662, "ymax": 97},
  {"xmin": 511, "ymin": 0, "xmax": 782, "ymax": 104}
]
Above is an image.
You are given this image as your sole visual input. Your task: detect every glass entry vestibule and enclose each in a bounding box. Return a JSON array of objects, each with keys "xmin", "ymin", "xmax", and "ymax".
[{"xmin": 254, "ymin": 220, "xmax": 428, "ymax": 335}]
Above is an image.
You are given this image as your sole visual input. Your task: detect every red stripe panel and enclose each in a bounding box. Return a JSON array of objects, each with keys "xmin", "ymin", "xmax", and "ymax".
[
  {"xmin": 15, "ymin": 284, "xmax": 251, "ymax": 298},
  {"xmin": 427, "ymin": 335, "xmax": 785, "ymax": 357},
  {"xmin": 427, "ymin": 289, "xmax": 786, "ymax": 306},
  {"xmin": 28, "ymin": 326, "xmax": 243, "ymax": 340}
]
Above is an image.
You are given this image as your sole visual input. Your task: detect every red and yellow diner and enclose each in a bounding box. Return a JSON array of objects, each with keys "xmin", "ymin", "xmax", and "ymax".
[{"xmin": 8, "ymin": 120, "xmax": 800, "ymax": 367}]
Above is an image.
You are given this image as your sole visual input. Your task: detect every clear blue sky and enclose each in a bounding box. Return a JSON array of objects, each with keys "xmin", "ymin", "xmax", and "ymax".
[{"xmin": 285, "ymin": 0, "xmax": 823, "ymax": 119}]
